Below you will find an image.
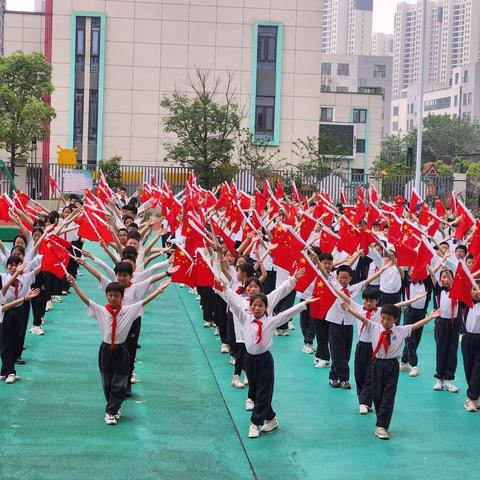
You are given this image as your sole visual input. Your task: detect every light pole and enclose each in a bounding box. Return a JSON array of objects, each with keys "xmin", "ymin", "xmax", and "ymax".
[{"xmin": 415, "ymin": 0, "xmax": 428, "ymax": 192}]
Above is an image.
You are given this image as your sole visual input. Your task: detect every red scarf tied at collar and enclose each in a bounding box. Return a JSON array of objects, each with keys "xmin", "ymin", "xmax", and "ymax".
[
  {"xmin": 251, "ymin": 319, "xmax": 263, "ymax": 344},
  {"xmin": 105, "ymin": 304, "xmax": 122, "ymax": 352},
  {"xmin": 372, "ymin": 329, "xmax": 392, "ymax": 359}
]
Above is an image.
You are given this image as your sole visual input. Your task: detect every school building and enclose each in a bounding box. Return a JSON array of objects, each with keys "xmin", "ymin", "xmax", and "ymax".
[{"xmin": 3, "ymin": 0, "xmax": 385, "ymax": 177}]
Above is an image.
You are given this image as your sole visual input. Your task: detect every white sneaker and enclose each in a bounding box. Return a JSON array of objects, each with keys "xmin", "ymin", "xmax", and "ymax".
[
  {"xmin": 104, "ymin": 413, "xmax": 117, "ymax": 425},
  {"xmin": 443, "ymin": 380, "xmax": 459, "ymax": 393},
  {"xmin": 220, "ymin": 343, "xmax": 230, "ymax": 354},
  {"xmin": 262, "ymin": 417, "xmax": 279, "ymax": 432},
  {"xmin": 359, "ymin": 404, "xmax": 369, "ymax": 415},
  {"xmin": 288, "ymin": 321, "xmax": 295, "ymax": 330},
  {"xmin": 130, "ymin": 372, "xmax": 136, "ymax": 384},
  {"xmin": 274, "ymin": 329, "xmax": 280, "ymax": 336},
  {"xmin": 475, "ymin": 397, "xmax": 480, "ymax": 410},
  {"xmin": 302, "ymin": 344, "xmax": 315, "ymax": 354},
  {"xmin": 374, "ymin": 426, "xmax": 390, "ymax": 440},
  {"xmin": 195, "ymin": 295, "xmax": 201, "ymax": 302},
  {"xmin": 248, "ymin": 423, "xmax": 260, "ymax": 438},
  {"xmin": 46, "ymin": 300, "xmax": 53, "ymax": 311},
  {"xmin": 203, "ymin": 321, "xmax": 213, "ymax": 328},
  {"xmin": 433, "ymin": 379, "xmax": 443, "ymax": 391},
  {"xmin": 214, "ymin": 326, "xmax": 220, "ymax": 336},
  {"xmin": 114, "ymin": 410, "xmax": 122, "ymax": 420},
  {"xmin": 231, "ymin": 374, "xmax": 245, "ymax": 389},
  {"xmin": 5, "ymin": 374, "xmax": 17, "ymax": 384},
  {"xmin": 41, "ymin": 317, "xmax": 45, "ymax": 325},
  {"xmin": 29, "ymin": 326, "xmax": 44, "ymax": 336},
  {"xmin": 77, "ymin": 271, "xmax": 83, "ymax": 276},
  {"xmin": 52, "ymin": 296, "xmax": 63, "ymax": 303},
  {"xmin": 409, "ymin": 366, "xmax": 419, "ymax": 377},
  {"xmin": 229, "ymin": 356, "xmax": 236, "ymax": 366},
  {"xmin": 314, "ymin": 358, "xmax": 328, "ymax": 368},
  {"xmin": 281, "ymin": 330, "xmax": 289, "ymax": 336},
  {"xmin": 399, "ymin": 362, "xmax": 411, "ymax": 372},
  {"xmin": 245, "ymin": 398, "xmax": 254, "ymax": 411},
  {"xmin": 464, "ymin": 398, "xmax": 477, "ymax": 412},
  {"xmin": 243, "ymin": 375, "xmax": 248, "ymax": 385}
]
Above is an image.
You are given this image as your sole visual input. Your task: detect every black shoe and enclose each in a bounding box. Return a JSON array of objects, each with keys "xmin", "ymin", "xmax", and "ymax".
[
  {"xmin": 329, "ymin": 379, "xmax": 341, "ymax": 388},
  {"xmin": 136, "ymin": 344, "xmax": 141, "ymax": 349},
  {"xmin": 126, "ymin": 385, "xmax": 132, "ymax": 397},
  {"xmin": 340, "ymin": 381, "xmax": 351, "ymax": 390},
  {"xmin": 16, "ymin": 357, "xmax": 26, "ymax": 365}
]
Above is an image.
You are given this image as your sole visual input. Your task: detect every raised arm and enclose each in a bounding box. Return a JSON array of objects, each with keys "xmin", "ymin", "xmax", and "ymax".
[
  {"xmin": 66, "ymin": 275, "xmax": 90, "ymax": 306},
  {"xmin": 1, "ymin": 288, "xmax": 40, "ymax": 312},
  {"xmin": 365, "ymin": 261, "xmax": 392, "ymax": 286},
  {"xmin": 411, "ymin": 308, "xmax": 441, "ymax": 331},
  {"xmin": 395, "ymin": 291, "xmax": 427, "ymax": 309},
  {"xmin": 342, "ymin": 301, "xmax": 369, "ymax": 326},
  {"xmin": 75, "ymin": 257, "xmax": 103, "ymax": 281}
]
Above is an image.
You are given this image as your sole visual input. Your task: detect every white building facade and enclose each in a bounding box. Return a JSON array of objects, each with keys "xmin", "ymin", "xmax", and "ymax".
[{"xmin": 372, "ymin": 32, "xmax": 393, "ymax": 57}]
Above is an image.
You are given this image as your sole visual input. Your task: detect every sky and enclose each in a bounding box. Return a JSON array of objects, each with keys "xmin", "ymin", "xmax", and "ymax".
[{"xmin": 7, "ymin": 0, "xmax": 415, "ymax": 35}]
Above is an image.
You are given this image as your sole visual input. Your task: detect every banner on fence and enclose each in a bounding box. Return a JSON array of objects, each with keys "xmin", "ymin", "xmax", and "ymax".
[{"xmin": 63, "ymin": 170, "xmax": 93, "ymax": 194}]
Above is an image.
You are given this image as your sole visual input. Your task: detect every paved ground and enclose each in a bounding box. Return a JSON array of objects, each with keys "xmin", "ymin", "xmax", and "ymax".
[{"xmin": 1, "ymin": 243, "xmax": 478, "ymax": 479}]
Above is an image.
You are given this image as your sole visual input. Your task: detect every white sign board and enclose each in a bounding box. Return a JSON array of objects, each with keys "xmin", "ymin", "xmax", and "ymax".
[{"xmin": 62, "ymin": 170, "xmax": 93, "ymax": 194}]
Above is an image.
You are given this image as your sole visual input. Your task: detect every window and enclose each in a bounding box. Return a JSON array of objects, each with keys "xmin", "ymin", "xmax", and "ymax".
[
  {"xmin": 468, "ymin": 92, "xmax": 472, "ymax": 105},
  {"xmin": 252, "ymin": 24, "xmax": 282, "ymax": 143},
  {"xmin": 90, "ymin": 17, "xmax": 101, "ymax": 74},
  {"xmin": 464, "ymin": 70, "xmax": 469, "ymax": 82},
  {"xmin": 321, "ymin": 84, "xmax": 331, "ymax": 92},
  {"xmin": 374, "ymin": 64, "xmax": 386, "ymax": 78},
  {"xmin": 75, "ymin": 17, "xmax": 85, "ymax": 73},
  {"xmin": 353, "ymin": 109, "xmax": 367, "ymax": 123},
  {"xmin": 356, "ymin": 139, "xmax": 366, "ymax": 153},
  {"xmin": 393, "ymin": 106, "xmax": 399, "ymax": 116},
  {"xmin": 424, "ymin": 96, "xmax": 451, "ymax": 111},
  {"xmin": 337, "ymin": 63, "xmax": 349, "ymax": 76},
  {"xmin": 88, "ymin": 90, "xmax": 98, "ymax": 144},
  {"xmin": 392, "ymin": 121, "xmax": 399, "ymax": 131},
  {"xmin": 454, "ymin": 95, "xmax": 458, "ymax": 107},
  {"xmin": 463, "ymin": 93, "xmax": 468, "ymax": 105},
  {"xmin": 320, "ymin": 107, "xmax": 333, "ymax": 122},
  {"xmin": 321, "ymin": 62, "xmax": 331, "ymax": 75},
  {"xmin": 336, "ymin": 86, "xmax": 348, "ymax": 92}
]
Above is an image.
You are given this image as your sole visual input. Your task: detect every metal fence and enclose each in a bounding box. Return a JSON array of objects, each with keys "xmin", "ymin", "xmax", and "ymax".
[{"xmin": 24, "ymin": 162, "xmax": 457, "ymax": 205}]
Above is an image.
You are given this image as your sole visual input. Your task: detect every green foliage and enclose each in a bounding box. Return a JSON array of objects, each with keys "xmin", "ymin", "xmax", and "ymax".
[
  {"xmin": 433, "ymin": 160, "xmax": 454, "ymax": 176},
  {"xmin": 370, "ymin": 134, "xmax": 414, "ymax": 177},
  {"xmin": 291, "ymin": 134, "xmax": 347, "ymax": 177},
  {"xmin": 160, "ymin": 70, "xmax": 241, "ymax": 189},
  {"xmin": 0, "ymin": 51, "xmax": 56, "ymax": 173},
  {"xmin": 98, "ymin": 155, "xmax": 122, "ymax": 189},
  {"xmin": 467, "ymin": 162, "xmax": 480, "ymax": 177},
  {"xmin": 405, "ymin": 114, "xmax": 480, "ymax": 163},
  {"xmin": 236, "ymin": 128, "xmax": 284, "ymax": 178}
]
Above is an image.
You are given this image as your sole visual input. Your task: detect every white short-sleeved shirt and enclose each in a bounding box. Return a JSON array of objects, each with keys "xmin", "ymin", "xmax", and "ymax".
[
  {"xmin": 436, "ymin": 287, "xmax": 458, "ymax": 318},
  {"xmin": 274, "ymin": 265, "xmax": 290, "ymax": 289},
  {"xmin": 367, "ymin": 262, "xmax": 380, "ymax": 286},
  {"xmin": 98, "ymin": 275, "xmax": 153, "ymax": 305},
  {"xmin": 88, "ymin": 301, "xmax": 144, "ymax": 344},
  {"xmin": 349, "ymin": 301, "xmax": 381, "ymax": 342},
  {"xmin": 326, "ymin": 281, "xmax": 365, "ymax": 326},
  {"xmin": 465, "ymin": 303, "xmax": 480, "ymax": 334},
  {"xmin": 367, "ymin": 322, "xmax": 412, "ymax": 359},
  {"xmin": 1, "ymin": 271, "xmax": 36, "ymax": 303},
  {"xmin": 380, "ymin": 265, "xmax": 402, "ymax": 294},
  {"xmin": 408, "ymin": 282, "xmax": 427, "ymax": 309}
]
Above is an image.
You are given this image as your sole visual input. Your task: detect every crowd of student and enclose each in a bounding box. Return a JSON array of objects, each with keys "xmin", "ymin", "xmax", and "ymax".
[{"xmin": 1, "ymin": 177, "xmax": 480, "ymax": 444}]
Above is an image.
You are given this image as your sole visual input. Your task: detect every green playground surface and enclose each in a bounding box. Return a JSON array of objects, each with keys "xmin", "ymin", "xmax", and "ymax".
[{"xmin": 1, "ymin": 243, "xmax": 479, "ymax": 480}]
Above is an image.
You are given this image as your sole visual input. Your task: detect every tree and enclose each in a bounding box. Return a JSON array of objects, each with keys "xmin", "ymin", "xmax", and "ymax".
[
  {"xmin": 98, "ymin": 155, "xmax": 122, "ymax": 189},
  {"xmin": 370, "ymin": 134, "xmax": 414, "ymax": 177},
  {"xmin": 160, "ymin": 69, "xmax": 242, "ymax": 188},
  {"xmin": 292, "ymin": 134, "xmax": 348, "ymax": 176},
  {"xmin": 0, "ymin": 51, "xmax": 56, "ymax": 175},
  {"xmin": 236, "ymin": 128, "xmax": 284, "ymax": 180}
]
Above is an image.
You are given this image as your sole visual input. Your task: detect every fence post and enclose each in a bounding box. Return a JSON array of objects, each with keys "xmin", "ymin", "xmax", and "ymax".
[{"xmin": 453, "ymin": 173, "xmax": 467, "ymax": 197}]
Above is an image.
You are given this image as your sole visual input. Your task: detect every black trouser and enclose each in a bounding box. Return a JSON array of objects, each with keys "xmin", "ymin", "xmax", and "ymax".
[
  {"xmin": 234, "ymin": 342, "xmax": 246, "ymax": 376},
  {"xmin": 213, "ymin": 293, "xmax": 229, "ymax": 344},
  {"xmin": 314, "ymin": 320, "xmax": 330, "ymax": 361},
  {"xmin": 372, "ymin": 358, "xmax": 399, "ymax": 429},
  {"xmin": 244, "ymin": 351, "xmax": 276, "ymax": 426},
  {"xmin": 31, "ymin": 272, "xmax": 48, "ymax": 327},
  {"xmin": 300, "ymin": 304, "xmax": 315, "ymax": 344},
  {"xmin": 328, "ymin": 323, "xmax": 353, "ymax": 382},
  {"xmin": 226, "ymin": 311, "xmax": 237, "ymax": 352},
  {"xmin": 434, "ymin": 317, "xmax": 459, "ymax": 380},
  {"xmin": 15, "ymin": 301, "xmax": 30, "ymax": 360},
  {"xmin": 401, "ymin": 307, "xmax": 425, "ymax": 367},
  {"xmin": 98, "ymin": 342, "xmax": 130, "ymax": 414},
  {"xmin": 61, "ymin": 248, "xmax": 78, "ymax": 293},
  {"xmin": 0, "ymin": 307, "xmax": 23, "ymax": 376},
  {"xmin": 263, "ymin": 270, "xmax": 276, "ymax": 295},
  {"xmin": 126, "ymin": 317, "xmax": 141, "ymax": 388},
  {"xmin": 379, "ymin": 291, "xmax": 401, "ymax": 307},
  {"xmin": 462, "ymin": 332, "xmax": 480, "ymax": 401},
  {"xmin": 197, "ymin": 286, "xmax": 214, "ymax": 323},
  {"xmin": 273, "ymin": 289, "xmax": 296, "ymax": 331},
  {"xmin": 355, "ymin": 341, "xmax": 373, "ymax": 407}
]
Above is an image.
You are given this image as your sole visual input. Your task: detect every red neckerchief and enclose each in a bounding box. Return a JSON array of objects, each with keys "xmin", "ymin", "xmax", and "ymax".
[
  {"xmin": 251, "ymin": 318, "xmax": 263, "ymax": 344},
  {"xmin": 235, "ymin": 286, "xmax": 243, "ymax": 295},
  {"xmin": 342, "ymin": 287, "xmax": 350, "ymax": 297},
  {"xmin": 360, "ymin": 307, "xmax": 378, "ymax": 335},
  {"xmin": 372, "ymin": 329, "xmax": 393, "ymax": 359},
  {"xmin": 13, "ymin": 279, "xmax": 20, "ymax": 299},
  {"xmin": 105, "ymin": 304, "xmax": 122, "ymax": 352}
]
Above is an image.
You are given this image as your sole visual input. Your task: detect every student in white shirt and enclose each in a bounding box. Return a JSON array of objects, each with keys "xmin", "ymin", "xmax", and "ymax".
[
  {"xmin": 222, "ymin": 289, "xmax": 317, "ymax": 439},
  {"xmin": 461, "ymin": 286, "xmax": 480, "ymax": 412},
  {"xmin": 67, "ymin": 275, "xmax": 171, "ymax": 425},
  {"xmin": 379, "ymin": 251, "xmax": 404, "ymax": 307},
  {"xmin": 345, "ymin": 302, "xmax": 441, "ymax": 440}
]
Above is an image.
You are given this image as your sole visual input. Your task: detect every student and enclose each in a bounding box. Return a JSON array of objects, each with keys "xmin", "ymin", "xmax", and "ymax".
[
  {"xmin": 344, "ymin": 302, "xmax": 441, "ymax": 439},
  {"xmin": 432, "ymin": 268, "xmax": 461, "ymax": 392},
  {"xmin": 67, "ymin": 275, "xmax": 171, "ymax": 425},
  {"xmin": 379, "ymin": 251, "xmax": 404, "ymax": 307},
  {"xmin": 1, "ymin": 287, "xmax": 41, "ymax": 383},
  {"xmin": 462, "ymin": 284, "xmax": 480, "ymax": 412},
  {"xmin": 325, "ymin": 262, "xmax": 387, "ymax": 388},
  {"xmin": 221, "ymin": 289, "xmax": 317, "ymax": 438}
]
